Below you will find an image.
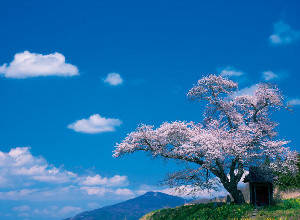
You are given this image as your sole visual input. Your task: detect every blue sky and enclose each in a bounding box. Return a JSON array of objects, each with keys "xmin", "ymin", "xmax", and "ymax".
[{"xmin": 0, "ymin": 0, "xmax": 300, "ymax": 219}]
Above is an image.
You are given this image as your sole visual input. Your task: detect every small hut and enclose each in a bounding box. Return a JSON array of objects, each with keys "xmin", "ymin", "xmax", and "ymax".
[{"xmin": 243, "ymin": 166, "xmax": 276, "ymax": 206}]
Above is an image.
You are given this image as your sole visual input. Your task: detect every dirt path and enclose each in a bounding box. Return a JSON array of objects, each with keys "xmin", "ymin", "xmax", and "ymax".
[{"xmin": 250, "ymin": 207, "xmax": 258, "ymax": 219}]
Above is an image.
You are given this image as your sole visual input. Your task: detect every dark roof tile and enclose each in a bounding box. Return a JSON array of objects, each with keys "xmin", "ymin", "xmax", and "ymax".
[{"xmin": 243, "ymin": 166, "xmax": 276, "ymax": 183}]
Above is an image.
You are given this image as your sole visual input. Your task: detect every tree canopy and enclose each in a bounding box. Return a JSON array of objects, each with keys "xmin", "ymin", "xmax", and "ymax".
[
  {"xmin": 113, "ymin": 74, "xmax": 298, "ymax": 204},
  {"xmin": 275, "ymin": 154, "xmax": 300, "ymax": 190}
]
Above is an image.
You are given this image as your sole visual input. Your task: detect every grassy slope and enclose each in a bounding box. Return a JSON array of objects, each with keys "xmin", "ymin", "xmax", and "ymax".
[
  {"xmin": 141, "ymin": 198, "xmax": 300, "ymax": 220},
  {"xmin": 140, "ymin": 203, "xmax": 254, "ymax": 220},
  {"xmin": 255, "ymin": 198, "xmax": 300, "ymax": 220}
]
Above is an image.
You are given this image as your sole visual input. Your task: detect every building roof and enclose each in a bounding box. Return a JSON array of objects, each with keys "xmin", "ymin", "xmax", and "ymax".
[{"xmin": 243, "ymin": 166, "xmax": 277, "ymax": 183}]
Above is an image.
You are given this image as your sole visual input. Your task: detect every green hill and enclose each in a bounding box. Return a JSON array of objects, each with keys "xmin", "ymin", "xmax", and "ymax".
[{"xmin": 141, "ymin": 198, "xmax": 300, "ymax": 220}]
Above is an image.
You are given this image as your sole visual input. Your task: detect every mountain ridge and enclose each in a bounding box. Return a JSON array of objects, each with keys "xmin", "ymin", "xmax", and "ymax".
[{"xmin": 67, "ymin": 191, "xmax": 187, "ymax": 220}]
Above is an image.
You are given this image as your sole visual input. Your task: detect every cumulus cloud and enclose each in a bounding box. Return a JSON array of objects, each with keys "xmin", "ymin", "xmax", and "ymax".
[
  {"xmin": 269, "ymin": 20, "xmax": 300, "ymax": 45},
  {"xmin": 0, "ymin": 147, "xmax": 136, "ymax": 219},
  {"xmin": 288, "ymin": 99, "xmax": 300, "ymax": 106},
  {"xmin": 104, "ymin": 73, "xmax": 123, "ymax": 86},
  {"xmin": 80, "ymin": 187, "xmax": 108, "ymax": 196},
  {"xmin": 80, "ymin": 174, "xmax": 128, "ymax": 187},
  {"xmin": 0, "ymin": 147, "xmax": 77, "ymax": 187},
  {"xmin": 0, "ymin": 51, "xmax": 79, "ymax": 78},
  {"xmin": 81, "ymin": 175, "xmax": 108, "ymax": 186},
  {"xmin": 220, "ymin": 66, "xmax": 244, "ymax": 77},
  {"xmin": 0, "ymin": 147, "xmax": 129, "ymax": 201},
  {"xmin": 114, "ymin": 188, "xmax": 134, "ymax": 196},
  {"xmin": 68, "ymin": 114, "xmax": 122, "ymax": 134}
]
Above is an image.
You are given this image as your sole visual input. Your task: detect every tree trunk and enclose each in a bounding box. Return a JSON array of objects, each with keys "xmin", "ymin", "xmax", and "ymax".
[
  {"xmin": 212, "ymin": 162, "xmax": 246, "ymax": 204},
  {"xmin": 228, "ymin": 187, "xmax": 245, "ymax": 204}
]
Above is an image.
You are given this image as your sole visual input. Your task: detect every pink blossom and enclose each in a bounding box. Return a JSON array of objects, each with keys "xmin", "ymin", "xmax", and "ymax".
[{"xmin": 113, "ymin": 74, "xmax": 298, "ymax": 203}]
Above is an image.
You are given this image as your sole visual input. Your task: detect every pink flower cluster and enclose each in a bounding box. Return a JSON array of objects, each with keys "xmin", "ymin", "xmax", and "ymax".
[{"xmin": 113, "ymin": 74, "xmax": 298, "ymax": 193}]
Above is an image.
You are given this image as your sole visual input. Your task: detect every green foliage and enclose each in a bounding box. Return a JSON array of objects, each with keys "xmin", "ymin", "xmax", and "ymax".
[
  {"xmin": 275, "ymin": 154, "xmax": 300, "ymax": 190},
  {"xmin": 145, "ymin": 203, "xmax": 254, "ymax": 220},
  {"xmin": 142, "ymin": 198, "xmax": 300, "ymax": 220},
  {"xmin": 256, "ymin": 198, "xmax": 300, "ymax": 219}
]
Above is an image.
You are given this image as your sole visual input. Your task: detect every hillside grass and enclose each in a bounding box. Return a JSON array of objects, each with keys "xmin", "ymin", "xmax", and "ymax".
[
  {"xmin": 141, "ymin": 203, "xmax": 254, "ymax": 220},
  {"xmin": 255, "ymin": 198, "xmax": 300, "ymax": 220},
  {"xmin": 141, "ymin": 197, "xmax": 300, "ymax": 220}
]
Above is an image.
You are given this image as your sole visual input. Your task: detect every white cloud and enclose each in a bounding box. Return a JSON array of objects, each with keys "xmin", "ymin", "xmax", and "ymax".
[
  {"xmin": 114, "ymin": 188, "xmax": 134, "ymax": 196},
  {"xmin": 12, "ymin": 205, "xmax": 31, "ymax": 212},
  {"xmin": 0, "ymin": 187, "xmax": 81, "ymax": 201},
  {"xmin": 0, "ymin": 51, "xmax": 79, "ymax": 78},
  {"xmin": 220, "ymin": 66, "xmax": 244, "ymax": 77},
  {"xmin": 231, "ymin": 84, "xmax": 258, "ymax": 98},
  {"xmin": 0, "ymin": 147, "xmax": 77, "ymax": 187},
  {"xmin": 81, "ymin": 174, "xmax": 128, "ymax": 187},
  {"xmin": 288, "ymin": 99, "xmax": 300, "ymax": 106},
  {"xmin": 68, "ymin": 114, "xmax": 122, "ymax": 134},
  {"xmin": 81, "ymin": 174, "xmax": 108, "ymax": 186},
  {"xmin": 0, "ymin": 188, "xmax": 40, "ymax": 200},
  {"xmin": 33, "ymin": 205, "xmax": 82, "ymax": 218},
  {"xmin": 33, "ymin": 206, "xmax": 59, "ymax": 216},
  {"xmin": 104, "ymin": 73, "xmax": 123, "ymax": 86},
  {"xmin": 80, "ymin": 186, "xmax": 134, "ymax": 197},
  {"xmin": 107, "ymin": 175, "xmax": 128, "ymax": 187},
  {"xmin": 58, "ymin": 206, "xmax": 83, "ymax": 215},
  {"xmin": 0, "ymin": 147, "xmax": 130, "ymax": 202},
  {"xmin": 269, "ymin": 20, "xmax": 300, "ymax": 45},
  {"xmin": 135, "ymin": 184, "xmax": 227, "ymax": 199},
  {"xmin": 80, "ymin": 187, "xmax": 108, "ymax": 196},
  {"xmin": 262, "ymin": 71, "xmax": 279, "ymax": 81},
  {"xmin": 261, "ymin": 70, "xmax": 288, "ymax": 82}
]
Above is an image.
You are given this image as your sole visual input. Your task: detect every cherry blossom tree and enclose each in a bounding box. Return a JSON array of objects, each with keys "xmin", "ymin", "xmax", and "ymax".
[{"xmin": 113, "ymin": 74, "xmax": 298, "ymax": 204}]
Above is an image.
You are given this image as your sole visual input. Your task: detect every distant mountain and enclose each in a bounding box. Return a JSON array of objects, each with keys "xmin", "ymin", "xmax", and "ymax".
[{"xmin": 67, "ymin": 192, "xmax": 187, "ymax": 220}]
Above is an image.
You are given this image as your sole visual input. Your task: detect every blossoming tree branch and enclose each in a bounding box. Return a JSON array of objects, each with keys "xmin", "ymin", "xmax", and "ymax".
[{"xmin": 113, "ymin": 74, "xmax": 298, "ymax": 204}]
